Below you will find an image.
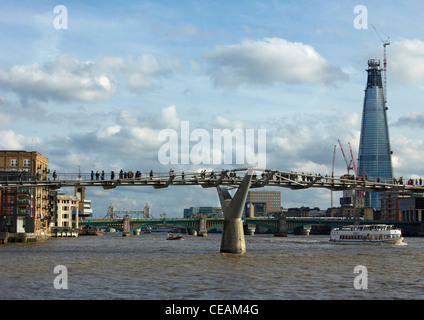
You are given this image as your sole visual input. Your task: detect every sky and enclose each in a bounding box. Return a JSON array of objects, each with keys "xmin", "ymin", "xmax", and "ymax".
[{"xmin": 1, "ymin": 0, "xmax": 424, "ymax": 218}]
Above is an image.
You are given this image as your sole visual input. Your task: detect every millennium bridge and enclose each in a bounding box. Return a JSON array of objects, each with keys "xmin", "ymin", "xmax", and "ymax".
[{"xmin": 2, "ymin": 168, "xmax": 424, "ymax": 253}]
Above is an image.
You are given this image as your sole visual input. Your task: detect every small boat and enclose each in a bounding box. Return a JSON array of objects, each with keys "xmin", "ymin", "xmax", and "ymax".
[
  {"xmin": 330, "ymin": 224, "xmax": 403, "ymax": 244},
  {"xmin": 79, "ymin": 226, "xmax": 104, "ymax": 236},
  {"xmin": 166, "ymin": 233, "xmax": 183, "ymax": 240}
]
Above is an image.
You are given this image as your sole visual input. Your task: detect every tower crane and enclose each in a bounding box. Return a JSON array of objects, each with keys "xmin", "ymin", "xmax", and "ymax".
[
  {"xmin": 371, "ymin": 24, "xmax": 390, "ymax": 104},
  {"xmin": 331, "ymin": 144, "xmax": 336, "ymax": 208},
  {"xmin": 338, "ymin": 140, "xmax": 354, "ymax": 177},
  {"xmin": 330, "ymin": 141, "xmax": 360, "ymax": 207},
  {"xmin": 347, "ymin": 142, "xmax": 358, "ymax": 177}
]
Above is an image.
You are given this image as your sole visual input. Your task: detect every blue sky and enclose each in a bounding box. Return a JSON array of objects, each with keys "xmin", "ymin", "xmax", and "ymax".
[{"xmin": 1, "ymin": 1, "xmax": 424, "ymax": 217}]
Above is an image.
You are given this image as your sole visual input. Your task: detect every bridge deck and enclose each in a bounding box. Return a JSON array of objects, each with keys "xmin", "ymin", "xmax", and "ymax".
[{"xmin": 1, "ymin": 168, "xmax": 424, "ymax": 193}]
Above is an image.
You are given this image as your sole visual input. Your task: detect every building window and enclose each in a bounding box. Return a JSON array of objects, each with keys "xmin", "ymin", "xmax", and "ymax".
[
  {"xmin": 23, "ymin": 159, "xmax": 30, "ymax": 167},
  {"xmin": 11, "ymin": 159, "xmax": 18, "ymax": 167}
]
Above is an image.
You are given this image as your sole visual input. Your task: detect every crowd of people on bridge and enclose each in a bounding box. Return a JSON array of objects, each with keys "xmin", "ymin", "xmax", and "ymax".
[{"xmin": 40, "ymin": 169, "xmax": 424, "ymax": 187}]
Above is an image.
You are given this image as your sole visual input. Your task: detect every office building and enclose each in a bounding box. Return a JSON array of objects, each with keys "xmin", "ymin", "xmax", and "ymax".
[
  {"xmin": 183, "ymin": 207, "xmax": 223, "ymax": 218},
  {"xmin": 357, "ymin": 59, "xmax": 394, "ymax": 209},
  {"xmin": 397, "ymin": 195, "xmax": 424, "ymax": 222},
  {"xmin": 245, "ymin": 191, "xmax": 281, "ymax": 217}
]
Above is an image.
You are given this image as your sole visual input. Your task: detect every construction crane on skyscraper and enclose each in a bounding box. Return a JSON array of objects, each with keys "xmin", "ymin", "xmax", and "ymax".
[{"xmin": 371, "ymin": 24, "xmax": 390, "ymax": 104}]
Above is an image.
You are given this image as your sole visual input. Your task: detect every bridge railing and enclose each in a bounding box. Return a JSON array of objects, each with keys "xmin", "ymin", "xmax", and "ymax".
[{"xmin": 1, "ymin": 169, "xmax": 424, "ymax": 194}]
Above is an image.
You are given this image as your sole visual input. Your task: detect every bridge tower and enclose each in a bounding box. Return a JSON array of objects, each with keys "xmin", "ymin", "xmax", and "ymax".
[
  {"xmin": 143, "ymin": 202, "xmax": 151, "ymax": 218},
  {"xmin": 107, "ymin": 202, "xmax": 115, "ymax": 220}
]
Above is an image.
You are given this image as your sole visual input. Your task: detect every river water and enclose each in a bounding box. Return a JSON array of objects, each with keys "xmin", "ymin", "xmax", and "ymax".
[{"xmin": 0, "ymin": 232, "xmax": 423, "ymax": 300}]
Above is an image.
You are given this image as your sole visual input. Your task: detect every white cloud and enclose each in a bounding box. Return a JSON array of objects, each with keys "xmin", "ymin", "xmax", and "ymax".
[
  {"xmin": 96, "ymin": 125, "xmax": 121, "ymax": 140},
  {"xmin": 390, "ymin": 39, "xmax": 424, "ymax": 84},
  {"xmin": 0, "ymin": 55, "xmax": 117, "ymax": 102},
  {"xmin": 0, "ymin": 54, "xmax": 173, "ymax": 103},
  {"xmin": 206, "ymin": 37, "xmax": 348, "ymax": 88},
  {"xmin": 391, "ymin": 135, "xmax": 424, "ymax": 178},
  {"xmin": 0, "ymin": 130, "xmax": 42, "ymax": 150},
  {"xmin": 158, "ymin": 105, "xmax": 181, "ymax": 130}
]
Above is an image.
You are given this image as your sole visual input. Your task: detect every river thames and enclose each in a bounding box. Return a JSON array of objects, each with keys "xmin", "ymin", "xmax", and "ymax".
[{"xmin": 0, "ymin": 232, "xmax": 423, "ymax": 300}]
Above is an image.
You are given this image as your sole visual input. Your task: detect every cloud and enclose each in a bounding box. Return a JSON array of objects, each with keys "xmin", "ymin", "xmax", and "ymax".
[
  {"xmin": 0, "ymin": 130, "xmax": 42, "ymax": 150},
  {"xmin": 266, "ymin": 112, "xmax": 361, "ymax": 172},
  {"xmin": 206, "ymin": 37, "xmax": 348, "ymax": 88},
  {"xmin": 0, "ymin": 54, "xmax": 173, "ymax": 103},
  {"xmin": 392, "ymin": 112, "xmax": 424, "ymax": 128},
  {"xmin": 46, "ymin": 105, "xmax": 183, "ymax": 174},
  {"xmin": 391, "ymin": 135, "xmax": 424, "ymax": 178},
  {"xmin": 0, "ymin": 55, "xmax": 117, "ymax": 102},
  {"xmin": 390, "ymin": 39, "xmax": 424, "ymax": 84}
]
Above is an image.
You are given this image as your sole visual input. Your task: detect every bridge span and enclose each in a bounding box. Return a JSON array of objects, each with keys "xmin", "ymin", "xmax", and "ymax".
[
  {"xmin": 2, "ymin": 168, "xmax": 424, "ymax": 254},
  {"xmin": 76, "ymin": 216, "xmax": 424, "ymax": 237},
  {"xmin": 2, "ymin": 168, "xmax": 424, "ymax": 194}
]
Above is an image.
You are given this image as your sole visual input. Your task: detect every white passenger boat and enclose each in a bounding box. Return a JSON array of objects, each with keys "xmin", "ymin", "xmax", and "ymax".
[{"xmin": 330, "ymin": 224, "xmax": 403, "ymax": 244}]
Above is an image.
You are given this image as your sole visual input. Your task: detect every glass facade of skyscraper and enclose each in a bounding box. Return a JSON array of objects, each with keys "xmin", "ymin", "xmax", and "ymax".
[{"xmin": 357, "ymin": 59, "xmax": 393, "ymax": 209}]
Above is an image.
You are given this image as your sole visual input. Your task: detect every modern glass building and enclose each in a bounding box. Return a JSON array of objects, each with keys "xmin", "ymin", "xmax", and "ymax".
[{"xmin": 357, "ymin": 59, "xmax": 394, "ymax": 209}]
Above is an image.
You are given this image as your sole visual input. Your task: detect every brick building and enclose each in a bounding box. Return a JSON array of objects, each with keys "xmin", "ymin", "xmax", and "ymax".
[{"xmin": 0, "ymin": 151, "xmax": 50, "ymax": 235}]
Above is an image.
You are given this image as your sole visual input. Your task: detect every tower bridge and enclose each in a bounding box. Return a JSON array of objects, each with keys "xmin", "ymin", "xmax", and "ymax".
[{"xmin": 2, "ymin": 168, "xmax": 424, "ymax": 253}]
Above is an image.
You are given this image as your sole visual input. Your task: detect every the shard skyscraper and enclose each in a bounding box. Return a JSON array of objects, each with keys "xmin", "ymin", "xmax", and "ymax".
[{"xmin": 357, "ymin": 59, "xmax": 393, "ymax": 209}]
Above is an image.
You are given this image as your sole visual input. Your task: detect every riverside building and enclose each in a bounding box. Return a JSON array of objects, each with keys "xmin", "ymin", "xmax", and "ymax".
[{"xmin": 0, "ymin": 150, "xmax": 50, "ymax": 236}]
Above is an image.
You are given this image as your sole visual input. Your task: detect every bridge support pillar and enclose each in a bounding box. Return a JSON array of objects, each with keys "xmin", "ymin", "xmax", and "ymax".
[
  {"xmin": 274, "ymin": 216, "xmax": 287, "ymax": 237},
  {"xmin": 198, "ymin": 214, "xmax": 207, "ymax": 237},
  {"xmin": 122, "ymin": 215, "xmax": 131, "ymax": 237},
  {"xmin": 217, "ymin": 172, "xmax": 253, "ymax": 254},
  {"xmin": 244, "ymin": 223, "xmax": 255, "ymax": 235}
]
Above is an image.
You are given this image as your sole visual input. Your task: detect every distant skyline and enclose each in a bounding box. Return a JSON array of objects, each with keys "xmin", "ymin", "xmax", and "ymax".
[{"xmin": 1, "ymin": 1, "xmax": 424, "ymax": 217}]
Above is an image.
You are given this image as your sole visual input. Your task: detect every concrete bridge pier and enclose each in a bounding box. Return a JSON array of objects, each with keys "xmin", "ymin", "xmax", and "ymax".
[
  {"xmin": 133, "ymin": 229, "xmax": 141, "ymax": 236},
  {"xmin": 274, "ymin": 216, "xmax": 287, "ymax": 237},
  {"xmin": 198, "ymin": 214, "xmax": 208, "ymax": 237},
  {"xmin": 122, "ymin": 215, "xmax": 131, "ymax": 237},
  {"xmin": 217, "ymin": 172, "xmax": 253, "ymax": 254},
  {"xmin": 244, "ymin": 223, "xmax": 256, "ymax": 235}
]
